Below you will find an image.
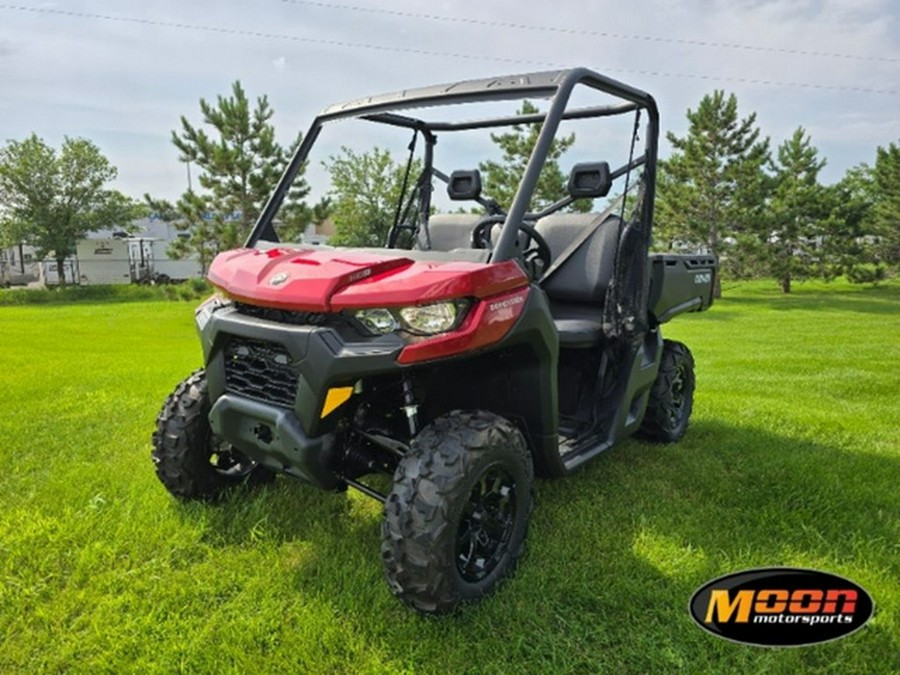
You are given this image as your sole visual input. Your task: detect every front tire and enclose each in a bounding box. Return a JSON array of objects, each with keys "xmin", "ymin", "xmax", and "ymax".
[
  {"xmin": 152, "ymin": 369, "xmax": 274, "ymax": 501},
  {"xmin": 381, "ymin": 411, "xmax": 534, "ymax": 614},
  {"xmin": 638, "ymin": 340, "xmax": 695, "ymax": 442}
]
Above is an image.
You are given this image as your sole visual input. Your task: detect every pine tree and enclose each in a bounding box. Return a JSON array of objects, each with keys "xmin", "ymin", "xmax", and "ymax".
[
  {"xmin": 766, "ymin": 127, "xmax": 828, "ymax": 293},
  {"xmin": 656, "ymin": 91, "xmax": 770, "ymax": 296},
  {"xmin": 148, "ymin": 81, "xmax": 313, "ymax": 267},
  {"xmin": 148, "ymin": 190, "xmax": 219, "ymax": 275},
  {"xmin": 870, "ymin": 141, "xmax": 900, "ymax": 269},
  {"xmin": 821, "ymin": 164, "xmax": 876, "ymax": 282}
]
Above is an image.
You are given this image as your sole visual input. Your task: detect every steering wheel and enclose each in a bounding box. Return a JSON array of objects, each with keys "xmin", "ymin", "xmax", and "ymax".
[
  {"xmin": 471, "ymin": 217, "xmax": 552, "ymax": 279},
  {"xmin": 517, "ymin": 223, "xmax": 553, "ymax": 278},
  {"xmin": 470, "ymin": 215, "xmax": 505, "ymax": 250}
]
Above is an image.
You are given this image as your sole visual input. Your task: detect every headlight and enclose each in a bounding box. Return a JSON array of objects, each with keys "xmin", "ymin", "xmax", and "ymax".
[
  {"xmin": 352, "ymin": 307, "xmax": 398, "ymax": 335},
  {"xmin": 350, "ymin": 301, "xmax": 466, "ymax": 337},
  {"xmin": 398, "ymin": 302, "xmax": 459, "ymax": 335}
]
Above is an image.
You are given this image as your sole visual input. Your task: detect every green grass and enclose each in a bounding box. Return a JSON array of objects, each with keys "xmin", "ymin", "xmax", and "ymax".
[{"xmin": 1, "ymin": 279, "xmax": 898, "ymax": 673}]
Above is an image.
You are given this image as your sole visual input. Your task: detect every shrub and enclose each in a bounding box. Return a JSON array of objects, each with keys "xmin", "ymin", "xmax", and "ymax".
[{"xmin": 0, "ymin": 279, "xmax": 211, "ymax": 306}]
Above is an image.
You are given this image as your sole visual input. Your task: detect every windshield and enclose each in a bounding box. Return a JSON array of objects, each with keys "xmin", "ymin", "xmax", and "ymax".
[{"xmin": 254, "ymin": 70, "xmax": 657, "ymax": 260}]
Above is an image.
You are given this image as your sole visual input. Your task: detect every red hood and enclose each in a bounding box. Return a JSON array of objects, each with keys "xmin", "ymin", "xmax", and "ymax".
[{"xmin": 207, "ymin": 247, "xmax": 528, "ymax": 311}]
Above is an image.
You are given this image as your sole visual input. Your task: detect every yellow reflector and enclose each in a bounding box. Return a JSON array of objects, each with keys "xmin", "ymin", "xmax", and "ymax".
[{"xmin": 321, "ymin": 387, "xmax": 353, "ymax": 418}]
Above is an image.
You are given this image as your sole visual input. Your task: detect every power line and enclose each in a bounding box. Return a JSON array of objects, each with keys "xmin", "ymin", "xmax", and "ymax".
[
  {"xmin": 1, "ymin": 4, "xmax": 897, "ymax": 97},
  {"xmin": 280, "ymin": 0, "xmax": 900, "ymax": 64}
]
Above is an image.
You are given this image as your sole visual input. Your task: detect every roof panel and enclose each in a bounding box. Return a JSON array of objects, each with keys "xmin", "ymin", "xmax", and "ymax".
[{"xmin": 318, "ymin": 69, "xmax": 572, "ymax": 120}]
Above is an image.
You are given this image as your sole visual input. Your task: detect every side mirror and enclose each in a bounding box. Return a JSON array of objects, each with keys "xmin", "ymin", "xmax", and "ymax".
[
  {"xmin": 447, "ymin": 170, "xmax": 482, "ymax": 201},
  {"xmin": 568, "ymin": 162, "xmax": 611, "ymax": 199}
]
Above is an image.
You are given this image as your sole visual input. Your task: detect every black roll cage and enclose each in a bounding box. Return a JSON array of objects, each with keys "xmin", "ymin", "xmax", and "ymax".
[{"xmin": 247, "ymin": 68, "xmax": 659, "ymax": 264}]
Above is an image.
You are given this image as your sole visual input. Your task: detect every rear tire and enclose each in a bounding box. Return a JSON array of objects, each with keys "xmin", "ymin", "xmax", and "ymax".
[
  {"xmin": 152, "ymin": 369, "xmax": 274, "ymax": 501},
  {"xmin": 639, "ymin": 340, "xmax": 695, "ymax": 443},
  {"xmin": 381, "ymin": 410, "xmax": 533, "ymax": 614}
]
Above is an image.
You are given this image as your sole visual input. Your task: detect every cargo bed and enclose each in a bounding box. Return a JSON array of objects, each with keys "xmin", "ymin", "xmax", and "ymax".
[{"xmin": 648, "ymin": 253, "xmax": 717, "ymax": 323}]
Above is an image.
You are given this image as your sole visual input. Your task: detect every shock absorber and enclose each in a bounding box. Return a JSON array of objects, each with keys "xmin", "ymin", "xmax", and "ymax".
[{"xmin": 401, "ymin": 374, "xmax": 419, "ymax": 437}]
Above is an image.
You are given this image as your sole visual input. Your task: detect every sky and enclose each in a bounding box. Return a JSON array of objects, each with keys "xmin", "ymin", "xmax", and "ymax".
[{"xmin": 1, "ymin": 0, "xmax": 898, "ymax": 201}]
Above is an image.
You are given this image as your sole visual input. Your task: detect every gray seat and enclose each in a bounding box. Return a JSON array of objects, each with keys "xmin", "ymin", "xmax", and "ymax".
[
  {"xmin": 534, "ymin": 213, "xmax": 622, "ymax": 348},
  {"xmin": 417, "ymin": 215, "xmax": 527, "ymax": 254},
  {"xmin": 417, "ymin": 214, "xmax": 481, "ymax": 251}
]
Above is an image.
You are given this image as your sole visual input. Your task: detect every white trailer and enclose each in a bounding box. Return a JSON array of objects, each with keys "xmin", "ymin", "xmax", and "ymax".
[
  {"xmin": 150, "ymin": 239, "xmax": 202, "ymax": 282},
  {"xmin": 71, "ymin": 235, "xmax": 202, "ymax": 286},
  {"xmin": 75, "ymin": 238, "xmax": 132, "ymax": 285},
  {"xmin": 39, "ymin": 258, "xmax": 79, "ymax": 286},
  {"xmin": 0, "ymin": 244, "xmax": 40, "ymax": 286}
]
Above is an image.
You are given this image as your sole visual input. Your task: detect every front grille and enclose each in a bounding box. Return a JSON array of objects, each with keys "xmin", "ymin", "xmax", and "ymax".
[
  {"xmin": 223, "ymin": 337, "xmax": 299, "ymax": 408},
  {"xmin": 234, "ymin": 302, "xmax": 328, "ymax": 326}
]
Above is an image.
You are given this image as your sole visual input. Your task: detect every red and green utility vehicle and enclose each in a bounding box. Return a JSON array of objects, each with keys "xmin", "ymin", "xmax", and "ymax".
[{"xmin": 152, "ymin": 68, "xmax": 716, "ymax": 614}]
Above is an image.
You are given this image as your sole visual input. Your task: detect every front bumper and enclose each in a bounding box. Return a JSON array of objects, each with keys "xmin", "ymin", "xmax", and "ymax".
[
  {"xmin": 199, "ymin": 304, "xmax": 405, "ymax": 487},
  {"xmin": 208, "ymin": 394, "xmax": 338, "ymax": 486}
]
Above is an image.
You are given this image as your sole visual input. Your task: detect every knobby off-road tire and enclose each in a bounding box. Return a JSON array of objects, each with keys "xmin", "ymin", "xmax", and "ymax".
[
  {"xmin": 639, "ymin": 340, "xmax": 695, "ymax": 443},
  {"xmin": 152, "ymin": 369, "xmax": 274, "ymax": 501},
  {"xmin": 381, "ymin": 410, "xmax": 534, "ymax": 614}
]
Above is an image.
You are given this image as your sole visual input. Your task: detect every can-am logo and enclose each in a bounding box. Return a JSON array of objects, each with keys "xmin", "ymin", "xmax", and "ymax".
[{"xmin": 689, "ymin": 568, "xmax": 874, "ymax": 647}]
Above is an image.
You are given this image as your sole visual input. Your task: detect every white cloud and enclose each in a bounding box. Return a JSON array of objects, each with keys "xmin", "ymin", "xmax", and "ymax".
[{"xmin": 0, "ymin": 0, "xmax": 897, "ymax": 196}]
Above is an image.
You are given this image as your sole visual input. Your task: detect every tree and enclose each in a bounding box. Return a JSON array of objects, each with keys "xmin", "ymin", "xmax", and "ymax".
[
  {"xmin": 325, "ymin": 146, "xmax": 420, "ymax": 247},
  {"xmin": 0, "ymin": 134, "xmax": 144, "ymax": 287},
  {"xmin": 870, "ymin": 141, "xmax": 900, "ymax": 270},
  {"xmin": 820, "ymin": 164, "xmax": 876, "ymax": 281},
  {"xmin": 148, "ymin": 81, "xmax": 314, "ymax": 267},
  {"xmin": 766, "ymin": 127, "xmax": 829, "ymax": 293},
  {"xmin": 479, "ymin": 101, "xmax": 590, "ymax": 213},
  {"xmin": 656, "ymin": 91, "xmax": 770, "ymax": 296},
  {"xmin": 148, "ymin": 190, "xmax": 219, "ymax": 275}
]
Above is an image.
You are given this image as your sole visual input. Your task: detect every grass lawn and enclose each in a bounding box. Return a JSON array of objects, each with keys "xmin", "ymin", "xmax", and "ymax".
[{"xmin": 0, "ymin": 279, "xmax": 898, "ymax": 673}]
